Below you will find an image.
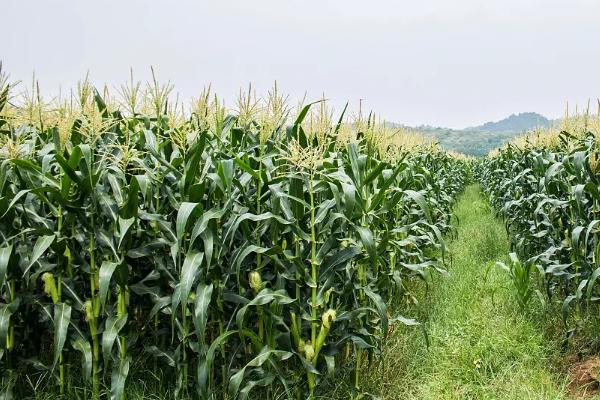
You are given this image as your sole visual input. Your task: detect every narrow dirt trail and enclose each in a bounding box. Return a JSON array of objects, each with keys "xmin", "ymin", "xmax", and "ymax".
[{"xmin": 359, "ymin": 184, "xmax": 571, "ymax": 399}]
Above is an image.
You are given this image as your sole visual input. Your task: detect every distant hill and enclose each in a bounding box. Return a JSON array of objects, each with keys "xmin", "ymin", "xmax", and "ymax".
[
  {"xmin": 387, "ymin": 112, "xmax": 552, "ymax": 157},
  {"xmin": 464, "ymin": 112, "xmax": 551, "ymax": 133},
  {"xmin": 418, "ymin": 128, "xmax": 523, "ymax": 157}
]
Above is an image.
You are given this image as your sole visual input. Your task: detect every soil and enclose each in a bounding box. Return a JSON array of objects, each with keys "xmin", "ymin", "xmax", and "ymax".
[{"xmin": 567, "ymin": 356, "xmax": 600, "ymax": 399}]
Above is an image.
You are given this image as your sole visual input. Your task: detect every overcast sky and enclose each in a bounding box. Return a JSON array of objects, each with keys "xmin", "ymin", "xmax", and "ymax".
[{"xmin": 3, "ymin": 0, "xmax": 600, "ymax": 129}]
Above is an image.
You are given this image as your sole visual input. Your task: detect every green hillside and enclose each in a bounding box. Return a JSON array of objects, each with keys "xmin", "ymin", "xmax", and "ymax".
[
  {"xmin": 389, "ymin": 112, "xmax": 552, "ymax": 156},
  {"xmin": 421, "ymin": 128, "xmax": 524, "ymax": 157},
  {"xmin": 464, "ymin": 112, "xmax": 550, "ymax": 133}
]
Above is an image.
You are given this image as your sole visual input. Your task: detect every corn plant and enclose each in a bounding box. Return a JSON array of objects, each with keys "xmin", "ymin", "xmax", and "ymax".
[
  {"xmin": 477, "ymin": 111, "xmax": 600, "ymax": 337},
  {"xmin": 0, "ymin": 69, "xmax": 468, "ymax": 399}
]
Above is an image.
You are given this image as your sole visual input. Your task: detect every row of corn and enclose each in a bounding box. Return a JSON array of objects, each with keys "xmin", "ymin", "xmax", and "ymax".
[
  {"xmin": 477, "ymin": 108, "xmax": 600, "ymax": 332},
  {"xmin": 0, "ymin": 70, "xmax": 468, "ymax": 399}
]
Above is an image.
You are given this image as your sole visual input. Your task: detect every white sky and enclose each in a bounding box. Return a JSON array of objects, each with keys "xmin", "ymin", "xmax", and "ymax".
[{"xmin": 3, "ymin": 0, "xmax": 600, "ymax": 129}]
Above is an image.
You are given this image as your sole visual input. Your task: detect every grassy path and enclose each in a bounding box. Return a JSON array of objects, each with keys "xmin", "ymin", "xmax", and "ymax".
[{"xmin": 359, "ymin": 184, "xmax": 570, "ymax": 399}]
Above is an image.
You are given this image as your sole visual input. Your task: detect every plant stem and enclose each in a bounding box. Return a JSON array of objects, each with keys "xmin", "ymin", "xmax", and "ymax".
[
  {"xmin": 309, "ymin": 177, "xmax": 318, "ymax": 346},
  {"xmin": 89, "ymin": 223, "xmax": 99, "ymax": 400}
]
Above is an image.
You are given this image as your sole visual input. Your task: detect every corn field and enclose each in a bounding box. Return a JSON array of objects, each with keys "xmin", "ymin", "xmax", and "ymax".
[
  {"xmin": 477, "ymin": 109, "xmax": 600, "ymax": 334},
  {"xmin": 0, "ymin": 69, "xmax": 468, "ymax": 399}
]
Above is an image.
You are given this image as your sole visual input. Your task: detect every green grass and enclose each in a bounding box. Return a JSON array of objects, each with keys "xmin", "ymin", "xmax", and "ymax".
[{"xmin": 352, "ymin": 184, "xmax": 572, "ymax": 399}]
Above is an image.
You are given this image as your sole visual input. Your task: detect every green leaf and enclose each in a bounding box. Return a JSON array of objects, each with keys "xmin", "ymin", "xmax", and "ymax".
[
  {"xmin": 171, "ymin": 252, "xmax": 204, "ymax": 314},
  {"xmin": 54, "ymin": 150, "xmax": 87, "ymax": 193},
  {"xmin": 110, "ymin": 356, "xmax": 130, "ymax": 400},
  {"xmin": 59, "ymin": 146, "xmax": 83, "ymax": 198},
  {"xmin": 369, "ymin": 165, "xmax": 403, "ymax": 211},
  {"xmin": 236, "ymin": 289, "xmax": 294, "ymax": 330},
  {"xmin": 0, "ymin": 189, "xmax": 31, "ymax": 219},
  {"xmin": 144, "ymin": 345, "xmax": 176, "ymax": 367},
  {"xmin": 189, "ymin": 207, "xmax": 227, "ymax": 249},
  {"xmin": 198, "ymin": 330, "xmax": 238, "ymax": 399},
  {"xmin": 363, "ymin": 162, "xmax": 386, "ymax": 186},
  {"xmin": 134, "ymin": 174, "xmax": 151, "ymax": 201},
  {"xmin": 99, "ymin": 261, "xmax": 120, "ymax": 310},
  {"xmin": 176, "ymin": 202, "xmax": 201, "ymax": 244},
  {"xmin": 217, "ymin": 159, "xmax": 235, "ymax": 191},
  {"xmin": 102, "ymin": 315, "xmax": 128, "ymax": 362},
  {"xmin": 586, "ymin": 267, "xmax": 600, "ymax": 301},
  {"xmin": 356, "ymin": 226, "xmax": 376, "ymax": 265},
  {"xmin": 333, "ymin": 102, "xmax": 348, "ymax": 135},
  {"xmin": 364, "ymin": 287, "xmax": 388, "ymax": 336},
  {"xmin": 347, "ymin": 143, "xmax": 362, "ymax": 187},
  {"xmin": 117, "ymin": 217, "xmax": 136, "ymax": 251},
  {"xmin": 71, "ymin": 338, "xmax": 93, "ymax": 382},
  {"xmin": 234, "ymin": 156, "xmax": 260, "ymax": 179},
  {"xmin": 93, "ymin": 88, "xmax": 109, "ymax": 118},
  {"xmin": 11, "ymin": 159, "xmax": 60, "ymax": 190},
  {"xmin": 341, "ymin": 182, "xmax": 356, "ymax": 217},
  {"xmin": 239, "ymin": 376, "xmax": 275, "ymax": 400},
  {"xmin": 224, "ymin": 212, "xmax": 292, "ymax": 246},
  {"xmin": 23, "ymin": 235, "xmax": 55, "ymax": 277},
  {"xmin": 0, "ymin": 301, "xmax": 19, "ymax": 348},
  {"xmin": 120, "ymin": 177, "xmax": 140, "ymax": 219},
  {"xmin": 404, "ymin": 190, "xmax": 432, "ymax": 222},
  {"xmin": 293, "ymin": 100, "xmax": 321, "ymax": 126},
  {"xmin": 314, "ymin": 199, "xmax": 336, "ymax": 225},
  {"xmin": 228, "ymin": 347, "xmax": 292, "ymax": 398},
  {"xmin": 182, "ymin": 136, "xmax": 206, "ymax": 195},
  {"xmin": 52, "ymin": 303, "xmax": 71, "ymax": 368},
  {"xmin": 0, "ymin": 244, "xmax": 12, "ymax": 286},
  {"xmin": 193, "ymin": 283, "xmax": 213, "ymax": 354}
]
